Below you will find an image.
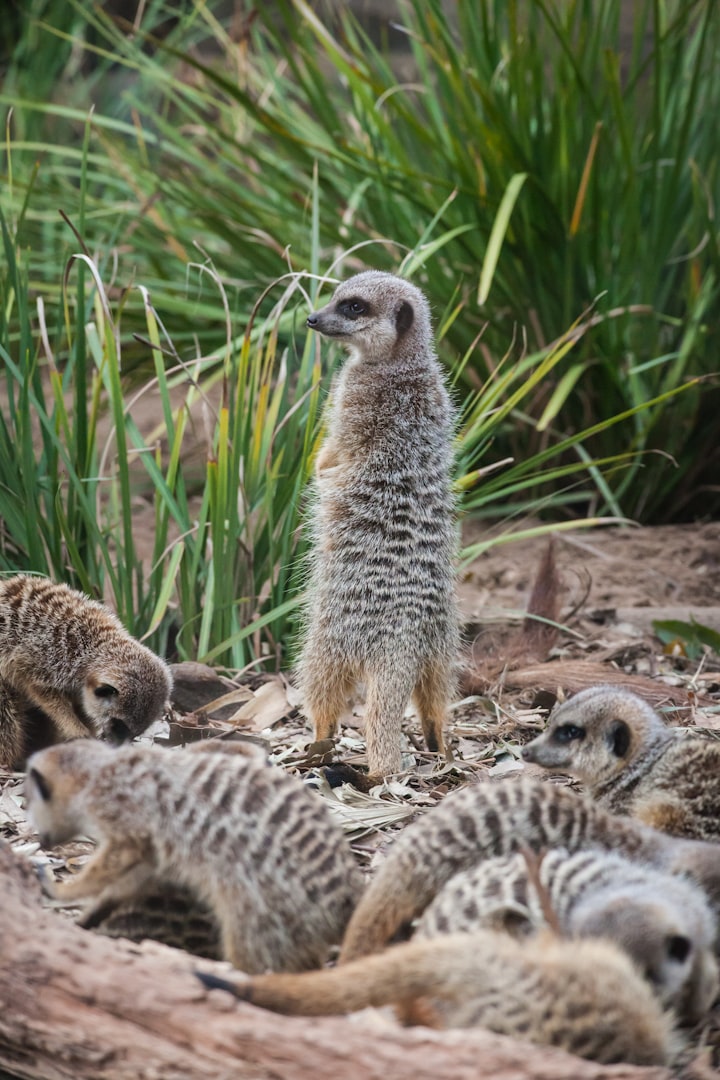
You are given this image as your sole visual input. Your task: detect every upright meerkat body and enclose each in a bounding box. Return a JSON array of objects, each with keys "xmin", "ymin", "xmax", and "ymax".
[
  {"xmin": 522, "ymin": 685, "xmax": 720, "ymax": 841},
  {"xmin": 298, "ymin": 272, "xmax": 459, "ymax": 778},
  {"xmin": 0, "ymin": 575, "xmax": 172, "ymax": 767},
  {"xmin": 198, "ymin": 930, "xmax": 675, "ymax": 1067},
  {"xmin": 339, "ymin": 776, "xmax": 720, "ymax": 962},
  {"xmin": 418, "ymin": 847, "xmax": 718, "ymax": 1023},
  {"xmin": 25, "ymin": 741, "xmax": 364, "ymax": 973}
]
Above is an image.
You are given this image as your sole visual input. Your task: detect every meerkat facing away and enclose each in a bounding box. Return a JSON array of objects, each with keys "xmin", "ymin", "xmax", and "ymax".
[
  {"xmin": 417, "ymin": 847, "xmax": 719, "ymax": 1024},
  {"xmin": 25, "ymin": 740, "xmax": 364, "ymax": 973},
  {"xmin": 339, "ymin": 776, "xmax": 720, "ymax": 962},
  {"xmin": 522, "ymin": 685, "xmax": 720, "ymax": 841},
  {"xmin": 0, "ymin": 575, "xmax": 172, "ymax": 768},
  {"xmin": 298, "ymin": 271, "xmax": 459, "ymax": 779},
  {"xmin": 197, "ymin": 930, "xmax": 676, "ymax": 1067}
]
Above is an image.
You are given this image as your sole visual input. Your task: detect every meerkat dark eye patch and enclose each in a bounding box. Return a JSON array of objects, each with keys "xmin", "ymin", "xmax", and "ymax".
[
  {"xmin": 607, "ymin": 719, "xmax": 631, "ymax": 758},
  {"xmin": 553, "ymin": 723, "xmax": 585, "ymax": 744},
  {"xmin": 30, "ymin": 766, "xmax": 52, "ymax": 802},
  {"xmin": 666, "ymin": 934, "xmax": 691, "ymax": 964},
  {"xmin": 94, "ymin": 684, "xmax": 119, "ymax": 699},
  {"xmin": 337, "ymin": 298, "xmax": 368, "ymax": 319},
  {"xmin": 395, "ymin": 300, "xmax": 414, "ymax": 336}
]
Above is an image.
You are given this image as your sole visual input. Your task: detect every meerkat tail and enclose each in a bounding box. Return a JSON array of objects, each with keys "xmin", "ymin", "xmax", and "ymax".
[
  {"xmin": 198, "ymin": 944, "xmax": 441, "ymax": 1016},
  {"xmin": 363, "ymin": 662, "xmax": 413, "ymax": 777},
  {"xmin": 197, "ymin": 933, "xmax": 675, "ymax": 1067}
]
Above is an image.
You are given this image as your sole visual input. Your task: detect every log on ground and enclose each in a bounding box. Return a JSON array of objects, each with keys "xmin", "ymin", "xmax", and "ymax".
[{"xmin": 0, "ymin": 843, "xmax": 671, "ymax": 1080}]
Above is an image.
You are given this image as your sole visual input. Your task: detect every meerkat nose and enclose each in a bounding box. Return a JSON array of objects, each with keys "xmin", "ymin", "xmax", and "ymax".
[
  {"xmin": 306, "ymin": 313, "xmax": 319, "ymax": 328},
  {"xmin": 521, "ymin": 744, "xmax": 537, "ymax": 763}
]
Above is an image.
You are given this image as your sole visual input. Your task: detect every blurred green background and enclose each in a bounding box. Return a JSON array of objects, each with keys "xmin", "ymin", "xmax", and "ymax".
[{"xmin": 1, "ymin": 0, "xmax": 717, "ymax": 666}]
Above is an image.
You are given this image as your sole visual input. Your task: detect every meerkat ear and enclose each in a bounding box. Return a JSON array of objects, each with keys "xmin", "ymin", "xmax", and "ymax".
[
  {"xmin": 395, "ymin": 300, "xmax": 414, "ymax": 336},
  {"xmin": 607, "ymin": 719, "xmax": 631, "ymax": 758},
  {"xmin": 29, "ymin": 767, "xmax": 52, "ymax": 802}
]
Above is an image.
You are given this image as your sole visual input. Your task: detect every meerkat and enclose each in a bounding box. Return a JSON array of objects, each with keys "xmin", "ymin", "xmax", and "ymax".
[
  {"xmin": 522, "ymin": 685, "xmax": 720, "ymax": 841},
  {"xmin": 0, "ymin": 575, "xmax": 172, "ymax": 768},
  {"xmin": 91, "ymin": 884, "xmax": 221, "ymax": 960},
  {"xmin": 298, "ymin": 271, "xmax": 459, "ymax": 779},
  {"xmin": 25, "ymin": 739, "xmax": 364, "ymax": 973},
  {"xmin": 417, "ymin": 847, "xmax": 719, "ymax": 1024},
  {"xmin": 339, "ymin": 776, "xmax": 720, "ymax": 962},
  {"xmin": 197, "ymin": 929, "xmax": 676, "ymax": 1067}
]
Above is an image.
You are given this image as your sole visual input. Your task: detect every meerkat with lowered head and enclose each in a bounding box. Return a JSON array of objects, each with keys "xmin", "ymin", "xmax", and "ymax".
[
  {"xmin": 417, "ymin": 847, "xmax": 718, "ymax": 1023},
  {"xmin": 338, "ymin": 776, "xmax": 720, "ymax": 962},
  {"xmin": 25, "ymin": 739, "xmax": 363, "ymax": 973},
  {"xmin": 0, "ymin": 575, "xmax": 172, "ymax": 768},
  {"xmin": 198, "ymin": 930, "xmax": 676, "ymax": 1067},
  {"xmin": 522, "ymin": 685, "xmax": 720, "ymax": 841},
  {"xmin": 298, "ymin": 272, "xmax": 459, "ymax": 779}
]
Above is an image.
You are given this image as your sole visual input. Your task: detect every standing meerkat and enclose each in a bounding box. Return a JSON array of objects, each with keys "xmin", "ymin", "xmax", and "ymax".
[
  {"xmin": 522, "ymin": 685, "xmax": 720, "ymax": 840},
  {"xmin": 25, "ymin": 740, "xmax": 364, "ymax": 974},
  {"xmin": 197, "ymin": 930, "xmax": 676, "ymax": 1067},
  {"xmin": 417, "ymin": 847, "xmax": 719, "ymax": 1024},
  {"xmin": 0, "ymin": 575, "xmax": 172, "ymax": 767},
  {"xmin": 298, "ymin": 271, "xmax": 459, "ymax": 779},
  {"xmin": 338, "ymin": 776, "xmax": 720, "ymax": 962}
]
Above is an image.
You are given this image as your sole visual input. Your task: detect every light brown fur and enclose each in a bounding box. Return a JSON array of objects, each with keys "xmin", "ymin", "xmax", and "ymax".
[
  {"xmin": 25, "ymin": 740, "xmax": 364, "ymax": 973},
  {"xmin": 298, "ymin": 272, "xmax": 459, "ymax": 778},
  {"xmin": 199, "ymin": 931, "xmax": 676, "ymax": 1067},
  {"xmin": 0, "ymin": 575, "xmax": 172, "ymax": 767},
  {"xmin": 338, "ymin": 776, "xmax": 720, "ymax": 962},
  {"xmin": 417, "ymin": 847, "xmax": 718, "ymax": 1023},
  {"xmin": 522, "ymin": 685, "xmax": 720, "ymax": 841}
]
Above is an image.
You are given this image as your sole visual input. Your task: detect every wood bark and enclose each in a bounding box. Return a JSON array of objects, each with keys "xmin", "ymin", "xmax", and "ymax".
[{"xmin": 0, "ymin": 843, "xmax": 671, "ymax": 1080}]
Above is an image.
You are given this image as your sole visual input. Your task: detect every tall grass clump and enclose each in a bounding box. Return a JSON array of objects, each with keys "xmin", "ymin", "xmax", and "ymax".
[
  {"xmin": 0, "ymin": 188, "xmax": 330, "ymax": 667},
  {"xmin": 3, "ymin": 0, "xmax": 717, "ymax": 517},
  {"xmin": 0, "ymin": 154, "xmax": 694, "ymax": 667}
]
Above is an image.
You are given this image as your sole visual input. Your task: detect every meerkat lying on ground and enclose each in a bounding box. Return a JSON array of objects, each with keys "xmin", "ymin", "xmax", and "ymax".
[
  {"xmin": 25, "ymin": 740, "xmax": 363, "ymax": 973},
  {"xmin": 198, "ymin": 930, "xmax": 677, "ymax": 1067},
  {"xmin": 417, "ymin": 847, "xmax": 718, "ymax": 1023},
  {"xmin": 298, "ymin": 271, "xmax": 459, "ymax": 779},
  {"xmin": 0, "ymin": 575, "xmax": 172, "ymax": 768},
  {"xmin": 522, "ymin": 685, "xmax": 720, "ymax": 841},
  {"xmin": 338, "ymin": 776, "xmax": 720, "ymax": 962}
]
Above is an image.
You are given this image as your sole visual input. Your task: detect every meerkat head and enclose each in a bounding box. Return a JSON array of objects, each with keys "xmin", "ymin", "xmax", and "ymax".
[
  {"xmin": 81, "ymin": 646, "xmax": 172, "ymax": 744},
  {"xmin": 25, "ymin": 742, "xmax": 111, "ymax": 847},
  {"xmin": 306, "ymin": 271, "xmax": 433, "ymax": 365},
  {"xmin": 521, "ymin": 686, "xmax": 671, "ymax": 788},
  {"xmin": 569, "ymin": 884, "xmax": 719, "ymax": 1023}
]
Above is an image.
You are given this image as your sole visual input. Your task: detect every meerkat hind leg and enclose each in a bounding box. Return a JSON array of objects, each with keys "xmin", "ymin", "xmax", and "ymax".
[
  {"xmin": 412, "ymin": 655, "xmax": 452, "ymax": 756},
  {"xmin": 304, "ymin": 657, "xmax": 354, "ymax": 744}
]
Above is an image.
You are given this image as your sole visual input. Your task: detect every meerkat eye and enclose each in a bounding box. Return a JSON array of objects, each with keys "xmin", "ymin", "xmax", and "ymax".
[
  {"xmin": 666, "ymin": 934, "xmax": 691, "ymax": 964},
  {"xmin": 94, "ymin": 684, "xmax": 119, "ymax": 699},
  {"xmin": 338, "ymin": 298, "xmax": 368, "ymax": 319},
  {"xmin": 553, "ymin": 723, "xmax": 585, "ymax": 743},
  {"xmin": 30, "ymin": 767, "xmax": 52, "ymax": 802}
]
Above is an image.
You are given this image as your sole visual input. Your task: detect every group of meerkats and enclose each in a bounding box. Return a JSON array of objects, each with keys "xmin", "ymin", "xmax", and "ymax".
[{"xmin": 3, "ymin": 271, "xmax": 720, "ymax": 1070}]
